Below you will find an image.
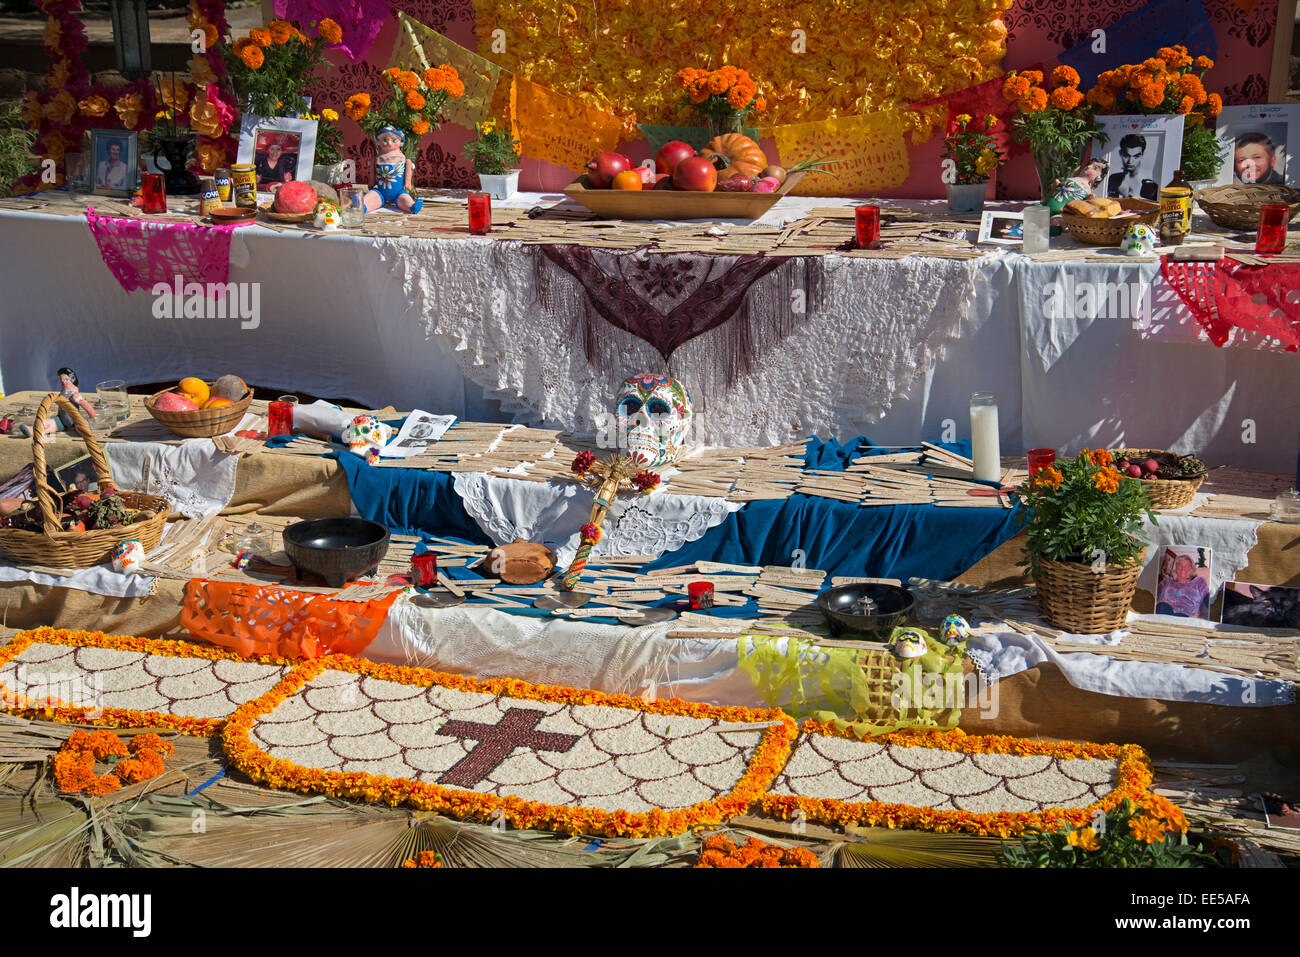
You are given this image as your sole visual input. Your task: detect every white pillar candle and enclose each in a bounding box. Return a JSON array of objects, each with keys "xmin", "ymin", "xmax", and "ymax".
[
  {"xmin": 970, "ymin": 392, "xmax": 1001, "ymax": 482},
  {"xmin": 1022, "ymin": 204, "xmax": 1051, "ymax": 254}
]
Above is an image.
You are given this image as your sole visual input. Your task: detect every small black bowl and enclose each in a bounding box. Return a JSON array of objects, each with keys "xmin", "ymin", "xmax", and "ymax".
[
  {"xmin": 282, "ymin": 518, "xmax": 390, "ymax": 589},
  {"xmin": 815, "ymin": 582, "xmax": 915, "ymax": 641}
]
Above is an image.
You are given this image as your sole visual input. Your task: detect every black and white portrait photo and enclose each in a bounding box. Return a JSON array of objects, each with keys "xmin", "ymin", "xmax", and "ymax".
[{"xmin": 1095, "ymin": 115, "xmax": 1184, "ymax": 203}]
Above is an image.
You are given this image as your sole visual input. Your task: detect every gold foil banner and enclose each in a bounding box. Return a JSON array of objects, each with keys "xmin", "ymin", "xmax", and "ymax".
[
  {"xmin": 772, "ymin": 110, "xmax": 910, "ymax": 197},
  {"xmin": 513, "ymin": 75, "xmax": 624, "ymax": 171},
  {"xmin": 391, "ymin": 11, "xmax": 503, "ymax": 130}
]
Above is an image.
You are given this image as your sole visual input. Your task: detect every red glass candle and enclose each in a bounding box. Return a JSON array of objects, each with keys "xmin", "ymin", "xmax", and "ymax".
[
  {"xmin": 1256, "ymin": 203, "xmax": 1289, "ymax": 255},
  {"xmin": 688, "ymin": 581, "xmax": 715, "ymax": 612},
  {"xmin": 140, "ymin": 172, "xmax": 166, "ymax": 214},
  {"xmin": 267, "ymin": 400, "xmax": 294, "ymax": 437},
  {"xmin": 468, "ymin": 191, "xmax": 491, "ymax": 235},
  {"xmin": 410, "ymin": 552, "xmax": 438, "ymax": 588},
  {"xmin": 1026, "ymin": 448, "xmax": 1057, "ymax": 478},
  {"xmin": 855, "ymin": 204, "xmax": 880, "ymax": 249}
]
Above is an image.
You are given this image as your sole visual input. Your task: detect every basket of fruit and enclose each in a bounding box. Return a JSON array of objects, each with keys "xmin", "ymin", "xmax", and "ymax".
[
  {"xmin": 1110, "ymin": 449, "xmax": 1207, "ymax": 510},
  {"xmin": 1060, "ymin": 197, "xmax": 1160, "ymax": 246},
  {"xmin": 145, "ymin": 375, "xmax": 252, "ymax": 438},
  {"xmin": 0, "ymin": 394, "xmax": 170, "ymax": 568}
]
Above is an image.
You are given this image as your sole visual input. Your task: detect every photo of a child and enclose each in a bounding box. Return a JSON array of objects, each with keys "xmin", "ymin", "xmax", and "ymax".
[{"xmin": 1155, "ymin": 545, "xmax": 1211, "ymax": 619}]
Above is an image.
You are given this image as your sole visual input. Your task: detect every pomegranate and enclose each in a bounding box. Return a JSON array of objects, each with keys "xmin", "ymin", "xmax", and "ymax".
[
  {"xmin": 1125, "ymin": 464, "xmax": 1143, "ymax": 478},
  {"xmin": 1142, "ymin": 458, "xmax": 1160, "ymax": 475},
  {"xmin": 586, "ymin": 151, "xmax": 632, "ymax": 188},
  {"xmin": 672, "ymin": 156, "xmax": 717, "ymax": 192},
  {"xmin": 654, "ymin": 140, "xmax": 696, "ymax": 177}
]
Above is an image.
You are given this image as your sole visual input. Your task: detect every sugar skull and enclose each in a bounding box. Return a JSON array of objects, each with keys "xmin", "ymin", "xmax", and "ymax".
[
  {"xmin": 112, "ymin": 539, "xmax": 144, "ymax": 574},
  {"xmin": 893, "ymin": 629, "xmax": 929, "ymax": 659},
  {"xmin": 939, "ymin": 613, "xmax": 971, "ymax": 646},
  {"xmin": 1123, "ymin": 223, "xmax": 1157, "ymax": 257},
  {"xmin": 342, "ymin": 414, "xmax": 392, "ymax": 459},
  {"xmin": 314, "ymin": 200, "xmax": 341, "ymax": 231},
  {"xmin": 613, "ymin": 374, "xmax": 693, "ymax": 470}
]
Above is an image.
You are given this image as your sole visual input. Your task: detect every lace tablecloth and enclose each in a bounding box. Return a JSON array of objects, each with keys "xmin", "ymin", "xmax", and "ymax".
[{"xmin": 378, "ymin": 237, "xmax": 979, "ymax": 445}]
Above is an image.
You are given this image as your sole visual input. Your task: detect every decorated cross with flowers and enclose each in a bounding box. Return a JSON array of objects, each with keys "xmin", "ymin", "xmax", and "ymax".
[{"xmin": 561, "ymin": 450, "xmax": 662, "ymax": 589}]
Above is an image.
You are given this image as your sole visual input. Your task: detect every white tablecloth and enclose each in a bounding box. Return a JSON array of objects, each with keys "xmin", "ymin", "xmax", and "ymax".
[{"xmin": 2, "ymin": 197, "xmax": 1296, "ymax": 469}]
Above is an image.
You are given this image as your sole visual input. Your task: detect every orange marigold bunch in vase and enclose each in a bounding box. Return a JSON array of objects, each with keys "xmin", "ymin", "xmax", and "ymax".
[
  {"xmin": 1002, "ymin": 65, "xmax": 1101, "ymax": 198},
  {"xmin": 1084, "ymin": 47, "xmax": 1225, "ymax": 180},
  {"xmin": 674, "ymin": 66, "xmax": 766, "ymax": 136},
  {"xmin": 344, "ymin": 65, "xmax": 464, "ymax": 159},
  {"xmin": 224, "ymin": 18, "xmax": 344, "ymax": 117}
]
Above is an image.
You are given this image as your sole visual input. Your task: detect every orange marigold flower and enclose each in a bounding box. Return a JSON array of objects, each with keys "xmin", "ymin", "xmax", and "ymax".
[
  {"xmin": 446, "ymin": 77, "xmax": 464, "ymax": 98},
  {"xmin": 130, "ymin": 733, "xmax": 175, "ymax": 757},
  {"xmin": 405, "ymin": 89, "xmax": 426, "ymax": 111},
  {"xmin": 423, "ymin": 66, "xmax": 446, "ymax": 89},
  {"xmin": 1207, "ymin": 93, "xmax": 1222, "ymax": 116},
  {"xmin": 1089, "ymin": 448, "xmax": 1113, "ymax": 467},
  {"xmin": 344, "ymin": 93, "xmax": 370, "ymax": 121},
  {"xmin": 231, "ymin": 37, "xmax": 253, "ymax": 56},
  {"xmin": 1020, "ymin": 69, "xmax": 1044, "ymax": 85},
  {"xmin": 1139, "ymin": 83, "xmax": 1166, "ymax": 109},
  {"xmin": 1176, "ymin": 96, "xmax": 1194, "ymax": 115},
  {"xmin": 86, "ymin": 729, "xmax": 128, "ymax": 760},
  {"xmin": 318, "ymin": 18, "xmax": 343, "ymax": 45},
  {"xmin": 1129, "ymin": 816, "xmax": 1166, "ymax": 844},
  {"xmin": 268, "ymin": 20, "xmax": 294, "ymax": 44},
  {"xmin": 239, "ymin": 45, "xmax": 265, "ymax": 69},
  {"xmin": 1050, "ymin": 65, "xmax": 1080, "ymax": 89},
  {"xmin": 1194, "ymin": 55, "xmax": 1214, "ymax": 71},
  {"xmin": 394, "ymin": 71, "xmax": 419, "ymax": 93},
  {"xmin": 707, "ymin": 72, "xmax": 728, "ymax": 95},
  {"xmin": 754, "ymin": 96, "xmax": 766, "ymax": 112},
  {"xmin": 1049, "ymin": 86, "xmax": 1083, "ymax": 110},
  {"xmin": 1018, "ymin": 87, "xmax": 1049, "ymax": 113},
  {"xmin": 1035, "ymin": 465, "xmax": 1063, "ymax": 489},
  {"xmin": 84, "ymin": 773, "xmax": 122, "ymax": 797},
  {"xmin": 411, "ymin": 117, "xmax": 430, "ymax": 136},
  {"xmin": 1094, "ymin": 467, "xmax": 1120, "ymax": 494},
  {"xmin": 1066, "ymin": 826, "xmax": 1101, "ymax": 851},
  {"xmin": 249, "ymin": 27, "xmax": 272, "ymax": 47},
  {"xmin": 727, "ymin": 86, "xmax": 750, "ymax": 109}
]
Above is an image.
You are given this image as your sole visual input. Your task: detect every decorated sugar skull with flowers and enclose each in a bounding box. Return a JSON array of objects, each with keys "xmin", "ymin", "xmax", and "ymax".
[
  {"xmin": 1123, "ymin": 223, "xmax": 1158, "ymax": 257},
  {"xmin": 940, "ymin": 613, "xmax": 971, "ymax": 646},
  {"xmin": 341, "ymin": 414, "xmax": 392, "ymax": 459},
  {"xmin": 314, "ymin": 200, "xmax": 341, "ymax": 231},
  {"xmin": 613, "ymin": 374, "xmax": 693, "ymax": 470},
  {"xmin": 111, "ymin": 539, "xmax": 145, "ymax": 575}
]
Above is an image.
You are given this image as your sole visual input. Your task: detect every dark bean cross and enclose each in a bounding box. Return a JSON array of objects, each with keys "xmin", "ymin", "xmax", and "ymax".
[{"xmin": 436, "ymin": 707, "xmax": 580, "ymax": 788}]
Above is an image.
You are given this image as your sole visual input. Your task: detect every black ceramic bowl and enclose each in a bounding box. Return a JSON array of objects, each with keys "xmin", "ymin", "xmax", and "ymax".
[
  {"xmin": 282, "ymin": 518, "xmax": 390, "ymax": 588},
  {"xmin": 815, "ymin": 582, "xmax": 915, "ymax": 641}
]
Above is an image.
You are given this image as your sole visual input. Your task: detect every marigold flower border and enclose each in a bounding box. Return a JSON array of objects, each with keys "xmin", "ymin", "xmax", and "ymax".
[
  {"xmin": 759, "ymin": 720, "xmax": 1153, "ymax": 838},
  {"xmin": 0, "ymin": 627, "xmax": 294, "ymax": 737},
  {"xmin": 220, "ymin": 653, "xmax": 798, "ymax": 839}
]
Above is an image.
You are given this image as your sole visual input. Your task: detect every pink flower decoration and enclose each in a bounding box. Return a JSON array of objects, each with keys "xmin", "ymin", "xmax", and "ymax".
[
  {"xmin": 571, "ymin": 450, "xmax": 596, "ymax": 476},
  {"xmin": 580, "ymin": 523, "xmax": 601, "ymax": 544}
]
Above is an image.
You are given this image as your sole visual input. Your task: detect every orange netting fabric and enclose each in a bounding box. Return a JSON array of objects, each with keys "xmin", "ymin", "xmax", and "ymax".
[{"xmin": 181, "ymin": 580, "xmax": 401, "ymax": 660}]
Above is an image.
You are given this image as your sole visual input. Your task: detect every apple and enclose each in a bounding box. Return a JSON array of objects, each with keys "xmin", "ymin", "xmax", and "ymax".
[
  {"xmin": 1125, "ymin": 464, "xmax": 1142, "ymax": 478},
  {"xmin": 1142, "ymin": 458, "xmax": 1160, "ymax": 475},
  {"xmin": 586, "ymin": 151, "xmax": 631, "ymax": 188},
  {"xmin": 655, "ymin": 140, "xmax": 696, "ymax": 177},
  {"xmin": 673, "ymin": 155, "xmax": 717, "ymax": 192}
]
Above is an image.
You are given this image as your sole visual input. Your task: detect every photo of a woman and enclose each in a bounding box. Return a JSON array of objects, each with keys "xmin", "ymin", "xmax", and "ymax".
[
  {"xmin": 253, "ymin": 131, "xmax": 299, "ymax": 188},
  {"xmin": 1155, "ymin": 546, "xmax": 1212, "ymax": 619}
]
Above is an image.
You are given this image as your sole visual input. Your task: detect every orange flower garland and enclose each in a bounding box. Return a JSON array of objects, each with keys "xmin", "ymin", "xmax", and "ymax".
[
  {"xmin": 221, "ymin": 653, "xmax": 798, "ymax": 839},
  {"xmin": 50, "ymin": 727, "xmax": 174, "ymax": 797},
  {"xmin": 695, "ymin": 833, "xmax": 820, "ymax": 868},
  {"xmin": 402, "ymin": 851, "xmax": 444, "ymax": 868},
  {"xmin": 759, "ymin": 721, "xmax": 1154, "ymax": 838}
]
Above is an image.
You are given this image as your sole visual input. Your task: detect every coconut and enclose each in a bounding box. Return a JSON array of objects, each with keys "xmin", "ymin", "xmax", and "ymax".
[{"xmin": 212, "ymin": 374, "xmax": 248, "ymax": 401}]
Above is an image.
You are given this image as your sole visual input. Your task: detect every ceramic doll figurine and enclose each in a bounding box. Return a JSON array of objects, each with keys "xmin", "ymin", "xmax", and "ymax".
[
  {"xmin": 21, "ymin": 367, "xmax": 97, "ymax": 436},
  {"xmin": 365, "ymin": 125, "xmax": 423, "ymax": 215},
  {"xmin": 1047, "ymin": 158, "xmax": 1109, "ymax": 215}
]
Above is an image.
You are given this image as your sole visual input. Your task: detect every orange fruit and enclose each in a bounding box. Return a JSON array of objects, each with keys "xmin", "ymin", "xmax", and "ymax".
[
  {"xmin": 611, "ymin": 170, "xmax": 643, "ymax": 190},
  {"xmin": 178, "ymin": 377, "xmax": 210, "ymax": 405},
  {"xmin": 202, "ymin": 397, "xmax": 233, "ymax": 409}
]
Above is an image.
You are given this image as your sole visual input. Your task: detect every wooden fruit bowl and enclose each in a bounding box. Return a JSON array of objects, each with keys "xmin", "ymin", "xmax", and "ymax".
[{"xmin": 563, "ymin": 171, "xmax": 805, "ymax": 221}]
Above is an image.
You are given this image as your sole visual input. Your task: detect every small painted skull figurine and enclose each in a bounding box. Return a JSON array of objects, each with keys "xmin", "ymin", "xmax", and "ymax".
[
  {"xmin": 314, "ymin": 200, "xmax": 341, "ymax": 231},
  {"xmin": 341, "ymin": 414, "xmax": 392, "ymax": 459},
  {"xmin": 939, "ymin": 613, "xmax": 971, "ymax": 646},
  {"xmin": 111, "ymin": 539, "xmax": 145, "ymax": 575},
  {"xmin": 893, "ymin": 629, "xmax": 929, "ymax": 659},
  {"xmin": 1123, "ymin": 223, "xmax": 1158, "ymax": 257},
  {"xmin": 613, "ymin": 374, "xmax": 694, "ymax": 470}
]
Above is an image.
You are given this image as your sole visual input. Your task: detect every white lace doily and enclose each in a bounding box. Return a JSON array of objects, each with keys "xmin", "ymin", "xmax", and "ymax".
[
  {"xmin": 106, "ymin": 436, "xmax": 243, "ymax": 518},
  {"xmin": 375, "ymin": 237, "xmax": 978, "ymax": 444},
  {"xmin": 452, "ymin": 471, "xmax": 740, "ymax": 564}
]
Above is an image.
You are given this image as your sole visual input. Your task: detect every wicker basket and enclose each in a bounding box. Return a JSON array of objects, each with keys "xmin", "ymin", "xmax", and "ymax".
[
  {"xmin": 1194, "ymin": 184, "xmax": 1300, "ymax": 231},
  {"xmin": 1112, "ymin": 448, "xmax": 1205, "ymax": 510},
  {"xmin": 1060, "ymin": 198, "xmax": 1160, "ymax": 246},
  {"xmin": 1034, "ymin": 551, "xmax": 1144, "ymax": 633},
  {"xmin": 0, "ymin": 394, "xmax": 171, "ymax": 569},
  {"xmin": 145, "ymin": 384, "xmax": 252, "ymax": 438}
]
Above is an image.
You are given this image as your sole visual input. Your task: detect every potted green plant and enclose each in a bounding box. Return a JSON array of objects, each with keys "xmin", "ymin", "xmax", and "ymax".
[
  {"xmin": 463, "ymin": 119, "xmax": 521, "ymax": 200},
  {"xmin": 941, "ymin": 113, "xmax": 1004, "ymax": 213},
  {"xmin": 1015, "ymin": 448, "xmax": 1156, "ymax": 633}
]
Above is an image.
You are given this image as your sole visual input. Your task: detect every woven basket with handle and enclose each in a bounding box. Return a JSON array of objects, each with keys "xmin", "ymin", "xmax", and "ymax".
[
  {"xmin": 0, "ymin": 393, "xmax": 171, "ymax": 568},
  {"xmin": 1034, "ymin": 550, "xmax": 1144, "ymax": 634},
  {"xmin": 1194, "ymin": 184, "xmax": 1300, "ymax": 231},
  {"xmin": 1112, "ymin": 448, "xmax": 1204, "ymax": 510}
]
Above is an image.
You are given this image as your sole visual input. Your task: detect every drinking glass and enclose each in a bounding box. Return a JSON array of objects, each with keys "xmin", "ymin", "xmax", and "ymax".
[
  {"xmin": 855, "ymin": 204, "xmax": 880, "ymax": 248},
  {"xmin": 339, "ymin": 185, "xmax": 366, "ymax": 227},
  {"xmin": 1256, "ymin": 203, "xmax": 1289, "ymax": 255},
  {"xmin": 94, "ymin": 379, "xmax": 130, "ymax": 427},
  {"xmin": 65, "ymin": 152, "xmax": 90, "ymax": 196},
  {"xmin": 268, "ymin": 400, "xmax": 294, "ymax": 437}
]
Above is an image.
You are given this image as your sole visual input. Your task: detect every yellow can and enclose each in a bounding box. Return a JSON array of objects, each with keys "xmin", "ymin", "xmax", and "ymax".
[
  {"xmin": 231, "ymin": 164, "xmax": 258, "ymax": 208},
  {"xmin": 1159, "ymin": 185, "xmax": 1192, "ymax": 245}
]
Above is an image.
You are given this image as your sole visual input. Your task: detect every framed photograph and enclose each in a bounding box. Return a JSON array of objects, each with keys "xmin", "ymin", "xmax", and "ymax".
[
  {"xmin": 1215, "ymin": 105, "xmax": 1299, "ymax": 186},
  {"xmin": 237, "ymin": 115, "xmax": 317, "ymax": 190},
  {"xmin": 89, "ymin": 129, "xmax": 138, "ymax": 197},
  {"xmin": 1220, "ymin": 580, "xmax": 1300, "ymax": 629},
  {"xmin": 977, "ymin": 210, "xmax": 1024, "ymax": 245},
  {"xmin": 1094, "ymin": 114, "xmax": 1185, "ymax": 202},
  {"xmin": 1154, "ymin": 545, "xmax": 1212, "ymax": 619},
  {"xmin": 51, "ymin": 455, "xmax": 99, "ymax": 496}
]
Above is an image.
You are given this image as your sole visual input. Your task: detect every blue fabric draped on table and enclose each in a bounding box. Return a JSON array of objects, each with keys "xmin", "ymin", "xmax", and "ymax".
[{"xmin": 329, "ymin": 436, "xmax": 1026, "ymax": 582}]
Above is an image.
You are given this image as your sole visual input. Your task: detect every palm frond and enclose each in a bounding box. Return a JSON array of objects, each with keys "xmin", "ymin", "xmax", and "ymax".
[
  {"xmin": 0, "ymin": 790, "xmax": 90, "ymax": 867},
  {"xmin": 836, "ymin": 827, "xmax": 1004, "ymax": 868}
]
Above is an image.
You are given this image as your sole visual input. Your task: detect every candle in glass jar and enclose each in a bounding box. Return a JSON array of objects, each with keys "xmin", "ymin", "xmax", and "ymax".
[
  {"xmin": 140, "ymin": 172, "xmax": 166, "ymax": 214},
  {"xmin": 970, "ymin": 392, "xmax": 1001, "ymax": 482},
  {"xmin": 268, "ymin": 400, "xmax": 294, "ymax": 437},
  {"xmin": 468, "ymin": 192, "xmax": 491, "ymax": 235},
  {"xmin": 1256, "ymin": 203, "xmax": 1289, "ymax": 255},
  {"xmin": 688, "ymin": 581, "xmax": 715, "ymax": 612},
  {"xmin": 1022, "ymin": 204, "xmax": 1051, "ymax": 253},
  {"xmin": 1026, "ymin": 447, "xmax": 1056, "ymax": 478},
  {"xmin": 855, "ymin": 204, "xmax": 880, "ymax": 248}
]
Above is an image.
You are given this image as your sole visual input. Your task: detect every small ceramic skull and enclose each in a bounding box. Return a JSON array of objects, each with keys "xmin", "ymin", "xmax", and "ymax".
[
  {"xmin": 614, "ymin": 374, "xmax": 693, "ymax": 470},
  {"xmin": 314, "ymin": 200, "xmax": 341, "ymax": 231},
  {"xmin": 939, "ymin": 613, "xmax": 971, "ymax": 646},
  {"xmin": 893, "ymin": 629, "xmax": 929, "ymax": 659},
  {"xmin": 341, "ymin": 414, "xmax": 392, "ymax": 459},
  {"xmin": 1123, "ymin": 223, "xmax": 1158, "ymax": 257},
  {"xmin": 112, "ymin": 539, "xmax": 144, "ymax": 575}
]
